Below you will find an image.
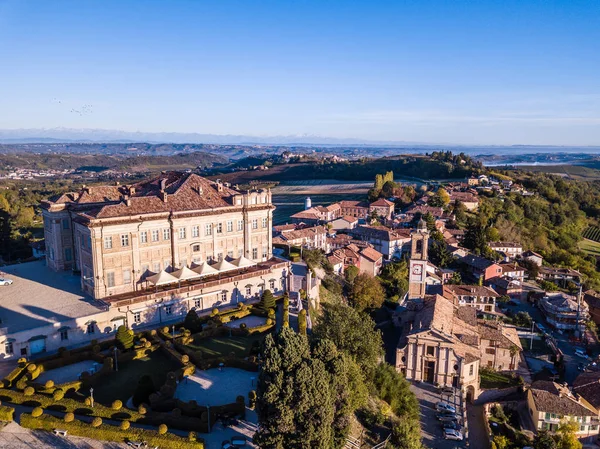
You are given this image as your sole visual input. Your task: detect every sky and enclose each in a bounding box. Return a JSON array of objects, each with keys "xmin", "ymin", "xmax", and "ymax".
[{"xmin": 0, "ymin": 0, "xmax": 599, "ymax": 145}]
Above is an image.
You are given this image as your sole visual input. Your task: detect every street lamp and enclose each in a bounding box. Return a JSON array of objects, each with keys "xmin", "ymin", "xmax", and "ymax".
[
  {"xmin": 530, "ymin": 320, "xmax": 535, "ymax": 351},
  {"xmin": 114, "ymin": 346, "xmax": 118, "ymax": 372},
  {"xmin": 90, "ymin": 387, "xmax": 94, "ymax": 408}
]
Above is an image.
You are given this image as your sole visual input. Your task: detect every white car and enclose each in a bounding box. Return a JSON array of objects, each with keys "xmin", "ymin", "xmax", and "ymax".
[
  {"xmin": 575, "ymin": 349, "xmax": 589, "ymax": 359},
  {"xmin": 444, "ymin": 429, "xmax": 463, "ymax": 441},
  {"xmin": 0, "ymin": 278, "xmax": 13, "ymax": 286},
  {"xmin": 436, "ymin": 402, "xmax": 457, "ymax": 414}
]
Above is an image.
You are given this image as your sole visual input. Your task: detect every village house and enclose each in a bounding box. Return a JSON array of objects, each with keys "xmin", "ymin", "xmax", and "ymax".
[
  {"xmin": 272, "ymin": 225, "xmax": 328, "ymax": 252},
  {"xmin": 489, "ymin": 242, "xmax": 523, "ymax": 260},
  {"xmin": 527, "ymin": 381, "xmax": 599, "ymax": 439},
  {"xmin": 369, "ymin": 198, "xmax": 395, "ymax": 221},
  {"xmin": 537, "ymin": 266, "xmax": 582, "ymax": 287},
  {"xmin": 349, "ymin": 225, "xmax": 411, "ymax": 260},
  {"xmin": 498, "ymin": 262, "xmax": 527, "ymax": 282},
  {"xmin": 329, "ymin": 243, "xmax": 383, "ymax": 276},
  {"xmin": 441, "ymin": 284, "xmax": 500, "ymax": 312},
  {"xmin": 449, "ymin": 191, "xmax": 479, "ymax": 211},
  {"xmin": 539, "ymin": 292, "xmax": 589, "ymax": 333},
  {"xmin": 330, "ymin": 215, "xmax": 359, "ymax": 231},
  {"xmin": 583, "ymin": 290, "xmax": 600, "ymax": 327},
  {"xmin": 338, "ymin": 200, "xmax": 370, "ymax": 219},
  {"xmin": 486, "ymin": 276, "xmax": 522, "ymax": 298},
  {"xmin": 522, "ymin": 250, "xmax": 544, "ymax": 267},
  {"xmin": 460, "ymin": 254, "xmax": 503, "ymax": 283}
]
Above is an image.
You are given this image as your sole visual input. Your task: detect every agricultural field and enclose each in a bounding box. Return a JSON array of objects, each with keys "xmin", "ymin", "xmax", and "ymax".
[
  {"xmin": 579, "ymin": 239, "xmax": 600, "ymax": 257},
  {"xmin": 583, "ymin": 226, "xmax": 600, "ymax": 242}
]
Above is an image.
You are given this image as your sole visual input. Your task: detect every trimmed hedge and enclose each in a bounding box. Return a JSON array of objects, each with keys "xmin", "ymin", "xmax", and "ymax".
[
  {"xmin": 2, "ymin": 363, "xmax": 27, "ymax": 388},
  {"xmin": 21, "ymin": 413, "xmax": 204, "ymax": 449},
  {"xmin": 0, "ymin": 404, "xmax": 15, "ymax": 421}
]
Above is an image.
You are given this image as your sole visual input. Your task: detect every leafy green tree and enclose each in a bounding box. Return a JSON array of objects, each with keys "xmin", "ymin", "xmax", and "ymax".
[
  {"xmin": 429, "ymin": 187, "xmax": 450, "ymax": 207},
  {"xmin": 378, "ymin": 260, "xmax": 408, "ymax": 299},
  {"xmin": 313, "ymin": 302, "xmax": 383, "ymax": 381},
  {"xmin": 556, "ymin": 420, "xmax": 582, "ymax": 449},
  {"xmin": 115, "ymin": 325, "xmax": 134, "ymax": 350},
  {"xmin": 344, "ymin": 265, "xmax": 360, "ymax": 286},
  {"xmin": 259, "ymin": 289, "xmax": 276, "ymax": 311},
  {"xmin": 463, "ymin": 216, "xmax": 489, "ymax": 255},
  {"xmin": 449, "ymin": 271, "xmax": 462, "ymax": 284},
  {"xmin": 533, "ymin": 429, "xmax": 557, "ymax": 449},
  {"xmin": 349, "ymin": 273, "xmax": 386, "ymax": 311},
  {"xmin": 493, "ymin": 435, "xmax": 510, "ymax": 449}
]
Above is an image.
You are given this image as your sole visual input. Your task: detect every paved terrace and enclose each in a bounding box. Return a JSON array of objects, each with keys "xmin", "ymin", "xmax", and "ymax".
[
  {"xmin": 104, "ymin": 258, "xmax": 289, "ymax": 307},
  {"xmin": 0, "ymin": 261, "xmax": 107, "ymax": 334}
]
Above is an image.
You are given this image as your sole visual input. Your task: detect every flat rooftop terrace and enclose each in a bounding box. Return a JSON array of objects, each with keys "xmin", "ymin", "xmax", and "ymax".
[{"xmin": 0, "ymin": 261, "xmax": 107, "ymax": 334}]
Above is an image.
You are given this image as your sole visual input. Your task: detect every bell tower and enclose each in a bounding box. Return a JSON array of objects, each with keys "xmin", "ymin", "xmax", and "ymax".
[{"xmin": 408, "ymin": 218, "xmax": 429, "ymax": 299}]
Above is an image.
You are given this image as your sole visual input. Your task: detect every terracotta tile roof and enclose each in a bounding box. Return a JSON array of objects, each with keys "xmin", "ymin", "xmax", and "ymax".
[
  {"xmin": 335, "ymin": 215, "xmax": 359, "ymax": 223},
  {"xmin": 405, "ymin": 205, "xmax": 445, "ymax": 217},
  {"xmin": 350, "ymin": 225, "xmax": 411, "ymax": 242},
  {"xmin": 328, "ymin": 255, "xmax": 344, "ymax": 266},
  {"xmin": 49, "ymin": 173, "xmax": 246, "ymax": 219},
  {"xmin": 360, "ymin": 246, "xmax": 383, "ymax": 262},
  {"xmin": 443, "ymin": 284, "xmax": 500, "ymax": 298},
  {"xmin": 370, "ymin": 198, "xmax": 394, "ymax": 207},
  {"xmin": 273, "ymin": 224, "xmax": 297, "ymax": 233},
  {"xmin": 523, "ymin": 250, "xmax": 543, "ymax": 259},
  {"xmin": 499, "ymin": 262, "xmax": 526, "ymax": 273},
  {"xmin": 539, "ymin": 266, "xmax": 582, "ymax": 277},
  {"xmin": 276, "ymin": 226, "xmax": 326, "ymax": 242},
  {"xmin": 477, "ymin": 320, "xmax": 522, "ymax": 349},
  {"xmin": 573, "ymin": 372, "xmax": 600, "ymax": 410},
  {"xmin": 339, "ymin": 200, "xmax": 369, "ymax": 208},
  {"xmin": 584, "ymin": 290, "xmax": 600, "ymax": 310},
  {"xmin": 461, "ymin": 254, "xmax": 496, "ymax": 270},
  {"xmin": 530, "ymin": 381, "xmax": 597, "ymax": 416},
  {"xmin": 489, "ymin": 242, "xmax": 522, "ymax": 248}
]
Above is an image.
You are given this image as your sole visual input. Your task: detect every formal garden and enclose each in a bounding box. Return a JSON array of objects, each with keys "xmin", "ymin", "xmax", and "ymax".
[{"xmin": 0, "ymin": 290, "xmax": 287, "ymax": 448}]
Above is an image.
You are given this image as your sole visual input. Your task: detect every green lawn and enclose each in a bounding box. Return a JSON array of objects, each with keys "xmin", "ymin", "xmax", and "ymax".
[
  {"xmin": 520, "ymin": 338, "xmax": 553, "ymax": 356},
  {"xmin": 188, "ymin": 334, "xmax": 265, "ymax": 358},
  {"xmin": 91, "ymin": 350, "xmax": 180, "ymax": 405},
  {"xmin": 579, "ymin": 239, "xmax": 600, "ymax": 256},
  {"xmin": 480, "ymin": 369, "xmax": 520, "ymax": 390}
]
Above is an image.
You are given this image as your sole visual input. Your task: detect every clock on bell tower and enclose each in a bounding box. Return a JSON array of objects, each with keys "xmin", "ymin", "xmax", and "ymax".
[{"xmin": 408, "ymin": 218, "xmax": 429, "ymax": 299}]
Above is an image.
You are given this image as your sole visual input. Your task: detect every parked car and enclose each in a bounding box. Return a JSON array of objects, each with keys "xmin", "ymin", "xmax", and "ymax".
[
  {"xmin": 438, "ymin": 414, "xmax": 460, "ymax": 423},
  {"xmin": 221, "ymin": 442, "xmax": 236, "ymax": 449},
  {"xmin": 442, "ymin": 421, "xmax": 462, "ymax": 431},
  {"xmin": 436, "ymin": 402, "xmax": 457, "ymax": 413},
  {"xmin": 231, "ymin": 437, "xmax": 247, "ymax": 447},
  {"xmin": 0, "ymin": 278, "xmax": 13, "ymax": 286},
  {"xmin": 444, "ymin": 429, "xmax": 463, "ymax": 441},
  {"xmin": 575, "ymin": 349, "xmax": 590, "ymax": 360}
]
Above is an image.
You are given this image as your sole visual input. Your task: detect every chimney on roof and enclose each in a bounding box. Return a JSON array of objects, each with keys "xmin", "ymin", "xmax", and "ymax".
[
  {"xmin": 216, "ymin": 179, "xmax": 223, "ymax": 192},
  {"xmin": 159, "ymin": 191, "xmax": 168, "ymax": 203},
  {"xmin": 82, "ymin": 185, "xmax": 91, "ymax": 194},
  {"xmin": 160, "ymin": 178, "xmax": 167, "ymax": 191},
  {"xmin": 128, "ymin": 185, "xmax": 136, "ymax": 195}
]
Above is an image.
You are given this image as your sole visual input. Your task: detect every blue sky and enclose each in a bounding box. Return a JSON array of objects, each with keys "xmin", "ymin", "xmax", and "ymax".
[{"xmin": 1, "ymin": 0, "xmax": 599, "ymax": 145}]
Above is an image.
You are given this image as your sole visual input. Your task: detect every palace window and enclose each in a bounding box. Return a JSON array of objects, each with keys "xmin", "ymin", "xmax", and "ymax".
[
  {"xmin": 426, "ymin": 346, "xmax": 435, "ymax": 356},
  {"xmin": 262, "ymin": 217, "xmax": 268, "ymax": 228},
  {"xmin": 87, "ymin": 323, "xmax": 95, "ymax": 334},
  {"xmin": 192, "ymin": 226, "xmax": 199, "ymax": 238},
  {"xmin": 227, "ymin": 221, "xmax": 233, "ymax": 232},
  {"xmin": 252, "ymin": 248, "xmax": 258, "ymax": 259},
  {"xmin": 104, "ymin": 236, "xmax": 113, "ymax": 249},
  {"xmin": 179, "ymin": 228, "xmax": 187, "ymax": 240},
  {"xmin": 5, "ymin": 341, "xmax": 13, "ymax": 355},
  {"xmin": 205, "ymin": 223, "xmax": 212, "ymax": 236},
  {"xmin": 163, "ymin": 229, "xmax": 171, "ymax": 240},
  {"xmin": 123, "ymin": 269, "xmax": 131, "ymax": 284},
  {"xmin": 164, "ymin": 305, "xmax": 172, "ymax": 315},
  {"xmin": 237, "ymin": 220, "xmax": 244, "ymax": 231},
  {"xmin": 252, "ymin": 219, "xmax": 258, "ymax": 230},
  {"xmin": 121, "ymin": 234, "xmax": 129, "ymax": 247},
  {"xmin": 133, "ymin": 312, "xmax": 141, "ymax": 324},
  {"xmin": 217, "ymin": 223, "xmax": 223, "ymax": 234},
  {"xmin": 106, "ymin": 272, "xmax": 115, "ymax": 287},
  {"xmin": 152, "ymin": 229, "xmax": 160, "ymax": 242},
  {"xmin": 60, "ymin": 329, "xmax": 69, "ymax": 341},
  {"xmin": 140, "ymin": 231, "xmax": 148, "ymax": 243}
]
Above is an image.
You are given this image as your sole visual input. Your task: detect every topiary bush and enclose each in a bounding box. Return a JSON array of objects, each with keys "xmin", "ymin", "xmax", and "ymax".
[
  {"xmin": 116, "ymin": 325, "xmax": 134, "ymax": 350},
  {"xmin": 91, "ymin": 417, "xmax": 102, "ymax": 428},
  {"xmin": 158, "ymin": 423, "xmax": 168, "ymax": 435},
  {"xmin": 111, "ymin": 400, "xmax": 122, "ymax": 411},
  {"xmin": 181, "ymin": 355, "xmax": 189, "ymax": 364},
  {"xmin": 211, "ymin": 308, "xmax": 219, "ymax": 317},
  {"xmin": 64, "ymin": 412, "xmax": 75, "ymax": 423},
  {"xmin": 188, "ymin": 431, "xmax": 197, "ymax": 442},
  {"xmin": 26, "ymin": 364, "xmax": 37, "ymax": 373},
  {"xmin": 120, "ymin": 420, "xmax": 130, "ymax": 430},
  {"xmin": 138, "ymin": 404, "xmax": 147, "ymax": 415},
  {"xmin": 259, "ymin": 289, "xmax": 276, "ymax": 310},
  {"xmin": 240, "ymin": 323, "xmax": 247, "ymax": 329},
  {"xmin": 24, "ymin": 386, "xmax": 35, "ymax": 396},
  {"xmin": 53, "ymin": 389, "xmax": 64, "ymax": 401},
  {"xmin": 44, "ymin": 380, "xmax": 54, "ymax": 389},
  {"xmin": 266, "ymin": 318, "xmax": 273, "ymax": 326},
  {"xmin": 31, "ymin": 407, "xmax": 43, "ymax": 418},
  {"xmin": 84, "ymin": 397, "xmax": 92, "ymax": 406},
  {"xmin": 248, "ymin": 390, "xmax": 257, "ymax": 409}
]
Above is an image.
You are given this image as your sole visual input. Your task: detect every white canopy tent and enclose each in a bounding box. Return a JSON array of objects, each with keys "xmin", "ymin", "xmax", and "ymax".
[
  {"xmin": 172, "ymin": 266, "xmax": 201, "ymax": 281},
  {"xmin": 192, "ymin": 262, "xmax": 219, "ymax": 277},
  {"xmin": 146, "ymin": 270, "xmax": 178, "ymax": 286},
  {"xmin": 211, "ymin": 258, "xmax": 238, "ymax": 273},
  {"xmin": 231, "ymin": 255, "xmax": 257, "ymax": 269}
]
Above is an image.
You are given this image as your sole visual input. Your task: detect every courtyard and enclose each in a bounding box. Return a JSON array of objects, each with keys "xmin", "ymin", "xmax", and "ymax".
[
  {"xmin": 91, "ymin": 350, "xmax": 180, "ymax": 405},
  {"xmin": 188, "ymin": 333, "xmax": 264, "ymax": 358},
  {"xmin": 37, "ymin": 360, "xmax": 98, "ymax": 384},
  {"xmin": 224, "ymin": 315, "xmax": 267, "ymax": 329},
  {"xmin": 175, "ymin": 367, "xmax": 256, "ymax": 405}
]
